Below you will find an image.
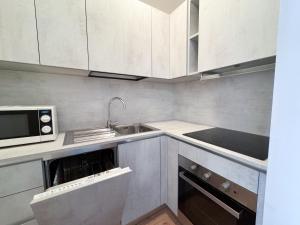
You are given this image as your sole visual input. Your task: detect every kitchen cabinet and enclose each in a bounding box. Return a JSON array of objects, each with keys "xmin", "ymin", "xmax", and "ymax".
[
  {"xmin": 151, "ymin": 8, "xmax": 170, "ymax": 79},
  {"xmin": 170, "ymin": 1, "xmax": 188, "ymax": 78},
  {"xmin": 0, "ymin": 0, "xmax": 39, "ymax": 64},
  {"xmin": 0, "ymin": 160, "xmax": 44, "ymax": 225},
  {"xmin": 256, "ymin": 172, "xmax": 267, "ymax": 225},
  {"xmin": 0, "ymin": 160, "xmax": 43, "ymax": 198},
  {"xmin": 198, "ymin": 0, "xmax": 280, "ymax": 72},
  {"xmin": 0, "ymin": 187, "xmax": 43, "ymax": 225},
  {"xmin": 166, "ymin": 137, "xmax": 179, "ymax": 215},
  {"xmin": 35, "ymin": 0, "xmax": 88, "ymax": 70},
  {"xmin": 86, "ymin": 0, "xmax": 152, "ymax": 77},
  {"xmin": 118, "ymin": 137, "xmax": 161, "ymax": 224}
]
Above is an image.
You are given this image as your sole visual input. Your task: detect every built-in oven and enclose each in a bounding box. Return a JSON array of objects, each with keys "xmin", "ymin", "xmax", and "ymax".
[{"xmin": 178, "ymin": 155, "xmax": 257, "ymax": 225}]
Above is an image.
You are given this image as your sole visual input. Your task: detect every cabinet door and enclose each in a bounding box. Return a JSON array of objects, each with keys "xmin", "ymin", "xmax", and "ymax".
[
  {"xmin": 198, "ymin": 0, "xmax": 279, "ymax": 72},
  {"xmin": 35, "ymin": 0, "xmax": 88, "ymax": 69},
  {"xmin": 151, "ymin": 8, "xmax": 170, "ymax": 79},
  {"xmin": 87, "ymin": 0, "xmax": 152, "ymax": 77},
  {"xmin": 170, "ymin": 1, "xmax": 188, "ymax": 78},
  {"xmin": 118, "ymin": 137, "xmax": 161, "ymax": 224},
  {"xmin": 0, "ymin": 0, "xmax": 39, "ymax": 64},
  {"xmin": 0, "ymin": 187, "xmax": 43, "ymax": 225},
  {"xmin": 167, "ymin": 137, "xmax": 179, "ymax": 215}
]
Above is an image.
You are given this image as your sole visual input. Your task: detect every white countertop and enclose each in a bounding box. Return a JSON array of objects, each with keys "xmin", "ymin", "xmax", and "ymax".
[
  {"xmin": 146, "ymin": 121, "xmax": 268, "ymax": 171},
  {"xmin": 0, "ymin": 120, "xmax": 267, "ymax": 171}
]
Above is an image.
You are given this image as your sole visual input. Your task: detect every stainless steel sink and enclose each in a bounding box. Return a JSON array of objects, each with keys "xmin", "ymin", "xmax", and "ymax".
[
  {"xmin": 113, "ymin": 124, "xmax": 157, "ymax": 135},
  {"xmin": 63, "ymin": 124, "xmax": 157, "ymax": 145}
]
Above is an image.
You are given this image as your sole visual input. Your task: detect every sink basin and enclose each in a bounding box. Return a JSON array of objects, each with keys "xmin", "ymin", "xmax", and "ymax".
[
  {"xmin": 63, "ymin": 124, "xmax": 157, "ymax": 145},
  {"xmin": 113, "ymin": 124, "xmax": 156, "ymax": 135}
]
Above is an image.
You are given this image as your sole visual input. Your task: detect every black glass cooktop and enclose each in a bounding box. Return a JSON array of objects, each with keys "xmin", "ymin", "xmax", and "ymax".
[{"xmin": 183, "ymin": 128, "xmax": 269, "ymax": 160}]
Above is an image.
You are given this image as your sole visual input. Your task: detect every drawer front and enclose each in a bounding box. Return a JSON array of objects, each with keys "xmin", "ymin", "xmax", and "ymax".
[
  {"xmin": 0, "ymin": 160, "xmax": 44, "ymax": 197},
  {"xmin": 179, "ymin": 142, "xmax": 259, "ymax": 193},
  {"xmin": 0, "ymin": 187, "xmax": 43, "ymax": 225}
]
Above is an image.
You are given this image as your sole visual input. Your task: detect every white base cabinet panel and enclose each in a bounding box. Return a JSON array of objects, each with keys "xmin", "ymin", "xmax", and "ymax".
[
  {"xmin": 166, "ymin": 137, "xmax": 179, "ymax": 215},
  {"xmin": 256, "ymin": 172, "xmax": 267, "ymax": 225},
  {"xmin": 118, "ymin": 137, "xmax": 161, "ymax": 224},
  {"xmin": 87, "ymin": 0, "xmax": 152, "ymax": 77},
  {"xmin": 0, "ymin": 160, "xmax": 43, "ymax": 198},
  {"xmin": 0, "ymin": 187, "xmax": 43, "ymax": 225},
  {"xmin": 0, "ymin": 0, "xmax": 39, "ymax": 64}
]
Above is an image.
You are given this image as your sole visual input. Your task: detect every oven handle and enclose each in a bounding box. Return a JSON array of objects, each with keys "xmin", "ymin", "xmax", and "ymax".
[{"xmin": 179, "ymin": 171, "xmax": 242, "ymax": 219}]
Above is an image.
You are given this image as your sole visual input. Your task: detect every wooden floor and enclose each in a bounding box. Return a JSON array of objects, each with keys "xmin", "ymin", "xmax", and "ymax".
[{"xmin": 131, "ymin": 206, "xmax": 182, "ymax": 225}]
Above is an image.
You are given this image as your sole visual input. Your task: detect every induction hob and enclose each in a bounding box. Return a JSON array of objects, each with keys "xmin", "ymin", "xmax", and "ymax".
[{"xmin": 183, "ymin": 128, "xmax": 269, "ymax": 160}]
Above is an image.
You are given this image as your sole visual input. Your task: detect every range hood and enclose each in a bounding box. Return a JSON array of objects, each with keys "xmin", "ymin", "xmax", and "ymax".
[
  {"xmin": 88, "ymin": 71, "xmax": 146, "ymax": 81},
  {"xmin": 200, "ymin": 56, "xmax": 276, "ymax": 80}
]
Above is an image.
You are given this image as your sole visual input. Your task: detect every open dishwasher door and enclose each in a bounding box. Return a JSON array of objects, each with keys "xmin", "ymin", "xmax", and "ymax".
[{"xmin": 30, "ymin": 167, "xmax": 132, "ymax": 225}]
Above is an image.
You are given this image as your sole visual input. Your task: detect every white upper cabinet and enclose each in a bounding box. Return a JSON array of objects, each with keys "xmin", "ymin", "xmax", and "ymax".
[
  {"xmin": 35, "ymin": 0, "xmax": 88, "ymax": 70},
  {"xmin": 170, "ymin": 1, "xmax": 188, "ymax": 78},
  {"xmin": 151, "ymin": 8, "xmax": 170, "ymax": 79},
  {"xmin": 198, "ymin": 0, "xmax": 280, "ymax": 72},
  {"xmin": 0, "ymin": 0, "xmax": 39, "ymax": 64},
  {"xmin": 87, "ymin": 0, "xmax": 152, "ymax": 77}
]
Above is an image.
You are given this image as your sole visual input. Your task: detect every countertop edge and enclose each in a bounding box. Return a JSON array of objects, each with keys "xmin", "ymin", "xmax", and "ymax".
[{"xmin": 0, "ymin": 121, "xmax": 268, "ymax": 172}]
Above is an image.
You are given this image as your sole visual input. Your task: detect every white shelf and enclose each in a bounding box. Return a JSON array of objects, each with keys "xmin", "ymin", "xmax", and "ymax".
[{"xmin": 189, "ymin": 0, "xmax": 199, "ymax": 36}]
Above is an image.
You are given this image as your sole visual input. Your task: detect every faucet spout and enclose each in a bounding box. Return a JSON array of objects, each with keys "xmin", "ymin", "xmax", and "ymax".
[{"xmin": 107, "ymin": 97, "xmax": 126, "ymax": 128}]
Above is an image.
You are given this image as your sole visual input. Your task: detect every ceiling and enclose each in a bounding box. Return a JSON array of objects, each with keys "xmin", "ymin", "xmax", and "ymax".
[{"xmin": 139, "ymin": 0, "xmax": 185, "ymax": 13}]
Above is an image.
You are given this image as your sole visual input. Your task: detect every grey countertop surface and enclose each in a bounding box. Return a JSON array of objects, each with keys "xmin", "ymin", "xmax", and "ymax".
[{"xmin": 0, "ymin": 120, "xmax": 267, "ymax": 171}]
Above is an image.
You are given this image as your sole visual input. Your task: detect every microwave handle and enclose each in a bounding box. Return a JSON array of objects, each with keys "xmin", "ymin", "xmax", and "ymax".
[{"xmin": 179, "ymin": 171, "xmax": 242, "ymax": 219}]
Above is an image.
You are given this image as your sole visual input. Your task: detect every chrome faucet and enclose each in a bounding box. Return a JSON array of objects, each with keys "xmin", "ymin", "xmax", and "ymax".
[{"xmin": 107, "ymin": 97, "xmax": 126, "ymax": 128}]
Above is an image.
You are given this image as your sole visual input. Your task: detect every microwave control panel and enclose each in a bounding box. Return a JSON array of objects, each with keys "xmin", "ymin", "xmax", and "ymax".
[{"xmin": 39, "ymin": 109, "xmax": 53, "ymax": 135}]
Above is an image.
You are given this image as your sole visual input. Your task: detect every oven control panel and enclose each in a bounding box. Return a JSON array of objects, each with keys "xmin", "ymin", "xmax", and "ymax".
[{"xmin": 179, "ymin": 155, "xmax": 257, "ymax": 212}]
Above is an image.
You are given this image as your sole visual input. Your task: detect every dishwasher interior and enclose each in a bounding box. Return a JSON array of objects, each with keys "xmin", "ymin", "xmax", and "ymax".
[{"xmin": 44, "ymin": 147, "xmax": 118, "ymax": 188}]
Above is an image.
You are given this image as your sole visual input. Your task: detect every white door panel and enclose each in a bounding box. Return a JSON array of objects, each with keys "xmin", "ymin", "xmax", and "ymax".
[{"xmin": 31, "ymin": 167, "xmax": 132, "ymax": 225}]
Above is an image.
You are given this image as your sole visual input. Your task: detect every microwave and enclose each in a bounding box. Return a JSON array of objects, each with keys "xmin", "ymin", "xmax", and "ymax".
[{"xmin": 0, "ymin": 106, "xmax": 58, "ymax": 148}]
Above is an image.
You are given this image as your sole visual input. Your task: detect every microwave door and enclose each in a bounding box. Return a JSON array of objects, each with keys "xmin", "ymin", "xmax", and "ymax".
[{"xmin": 31, "ymin": 167, "xmax": 132, "ymax": 225}]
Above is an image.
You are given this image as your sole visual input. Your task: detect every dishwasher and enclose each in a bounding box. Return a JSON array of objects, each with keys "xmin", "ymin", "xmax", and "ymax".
[{"xmin": 30, "ymin": 145, "xmax": 132, "ymax": 225}]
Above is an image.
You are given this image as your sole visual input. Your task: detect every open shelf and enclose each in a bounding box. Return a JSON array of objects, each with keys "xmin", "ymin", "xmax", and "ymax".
[
  {"xmin": 188, "ymin": 36, "xmax": 199, "ymax": 74},
  {"xmin": 188, "ymin": 0, "xmax": 199, "ymax": 75},
  {"xmin": 189, "ymin": 0, "xmax": 199, "ymax": 36}
]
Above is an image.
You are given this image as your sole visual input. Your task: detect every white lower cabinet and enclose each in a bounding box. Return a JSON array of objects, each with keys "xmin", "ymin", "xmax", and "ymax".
[
  {"xmin": 118, "ymin": 137, "xmax": 161, "ymax": 224},
  {"xmin": 0, "ymin": 187, "xmax": 43, "ymax": 225},
  {"xmin": 166, "ymin": 137, "xmax": 179, "ymax": 215},
  {"xmin": 0, "ymin": 160, "xmax": 44, "ymax": 225}
]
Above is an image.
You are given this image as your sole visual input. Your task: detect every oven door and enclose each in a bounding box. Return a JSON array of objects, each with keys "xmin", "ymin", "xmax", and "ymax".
[
  {"xmin": 0, "ymin": 110, "xmax": 40, "ymax": 147},
  {"xmin": 178, "ymin": 168, "xmax": 256, "ymax": 225}
]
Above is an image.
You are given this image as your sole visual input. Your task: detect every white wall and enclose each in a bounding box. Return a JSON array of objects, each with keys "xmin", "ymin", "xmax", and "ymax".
[{"xmin": 263, "ymin": 1, "xmax": 300, "ymax": 225}]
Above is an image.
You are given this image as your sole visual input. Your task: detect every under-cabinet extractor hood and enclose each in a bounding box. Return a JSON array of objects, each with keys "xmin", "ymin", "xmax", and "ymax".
[
  {"xmin": 200, "ymin": 56, "xmax": 276, "ymax": 80},
  {"xmin": 88, "ymin": 71, "xmax": 146, "ymax": 81}
]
